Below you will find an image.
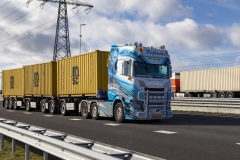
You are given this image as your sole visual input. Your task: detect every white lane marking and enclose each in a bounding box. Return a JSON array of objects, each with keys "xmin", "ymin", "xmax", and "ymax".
[
  {"xmin": 69, "ymin": 118, "xmax": 82, "ymax": 121},
  {"xmin": 104, "ymin": 123, "xmax": 121, "ymax": 126},
  {"xmin": 154, "ymin": 130, "xmax": 177, "ymax": 134},
  {"xmin": 236, "ymin": 143, "xmax": 240, "ymax": 145},
  {"xmin": 43, "ymin": 115, "xmax": 54, "ymax": 117},
  {"xmin": 23, "ymin": 112, "xmax": 33, "ymax": 114}
]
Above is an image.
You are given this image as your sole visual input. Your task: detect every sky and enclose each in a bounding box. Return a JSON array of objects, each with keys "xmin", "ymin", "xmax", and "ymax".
[{"xmin": 0, "ymin": 0, "xmax": 240, "ymax": 89}]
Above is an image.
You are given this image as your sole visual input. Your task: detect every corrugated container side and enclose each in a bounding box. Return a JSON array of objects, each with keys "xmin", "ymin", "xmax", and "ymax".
[
  {"xmin": 24, "ymin": 62, "xmax": 57, "ymax": 97},
  {"xmin": 2, "ymin": 68, "xmax": 24, "ymax": 98},
  {"xmin": 57, "ymin": 50, "xmax": 109, "ymax": 97},
  {"xmin": 180, "ymin": 67, "xmax": 240, "ymax": 92}
]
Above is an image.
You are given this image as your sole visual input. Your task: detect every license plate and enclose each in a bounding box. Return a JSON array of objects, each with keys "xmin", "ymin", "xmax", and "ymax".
[{"xmin": 153, "ymin": 114, "xmax": 161, "ymax": 118}]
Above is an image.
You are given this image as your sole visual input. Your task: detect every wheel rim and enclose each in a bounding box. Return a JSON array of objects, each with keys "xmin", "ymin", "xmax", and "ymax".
[
  {"xmin": 9, "ymin": 99, "xmax": 12, "ymax": 109},
  {"xmin": 61, "ymin": 103, "xmax": 65, "ymax": 113},
  {"xmin": 14, "ymin": 99, "xmax": 17, "ymax": 109},
  {"xmin": 5, "ymin": 100, "xmax": 8, "ymax": 108},
  {"xmin": 92, "ymin": 107, "xmax": 97, "ymax": 117},
  {"xmin": 82, "ymin": 106, "xmax": 87, "ymax": 115},
  {"xmin": 116, "ymin": 107, "xmax": 122, "ymax": 120},
  {"xmin": 50, "ymin": 103, "xmax": 54, "ymax": 112},
  {"xmin": 26, "ymin": 101, "xmax": 29, "ymax": 110},
  {"xmin": 227, "ymin": 93, "xmax": 232, "ymax": 98},
  {"xmin": 41, "ymin": 102, "xmax": 45, "ymax": 111},
  {"xmin": 221, "ymin": 94, "xmax": 224, "ymax": 98}
]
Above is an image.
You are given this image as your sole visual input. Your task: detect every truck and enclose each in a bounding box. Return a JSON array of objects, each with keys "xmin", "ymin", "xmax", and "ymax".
[
  {"xmin": 2, "ymin": 43, "xmax": 173, "ymax": 122},
  {"xmin": 173, "ymin": 66, "xmax": 240, "ymax": 98}
]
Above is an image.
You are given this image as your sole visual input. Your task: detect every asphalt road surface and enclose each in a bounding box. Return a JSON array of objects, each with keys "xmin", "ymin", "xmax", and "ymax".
[{"xmin": 0, "ymin": 102, "xmax": 240, "ymax": 160}]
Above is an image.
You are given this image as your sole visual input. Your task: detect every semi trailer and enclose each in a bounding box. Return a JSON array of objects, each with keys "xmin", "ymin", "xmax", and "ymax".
[
  {"xmin": 2, "ymin": 43, "xmax": 173, "ymax": 122},
  {"xmin": 172, "ymin": 66, "xmax": 240, "ymax": 98}
]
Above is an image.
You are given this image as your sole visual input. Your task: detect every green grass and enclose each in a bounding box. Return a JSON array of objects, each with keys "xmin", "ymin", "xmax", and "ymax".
[{"xmin": 0, "ymin": 139, "xmax": 43, "ymax": 160}]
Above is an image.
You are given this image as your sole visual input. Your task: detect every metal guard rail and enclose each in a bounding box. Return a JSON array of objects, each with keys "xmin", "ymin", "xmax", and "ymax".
[
  {"xmin": 0, "ymin": 118, "xmax": 162, "ymax": 160},
  {"xmin": 172, "ymin": 98, "xmax": 240, "ymax": 108}
]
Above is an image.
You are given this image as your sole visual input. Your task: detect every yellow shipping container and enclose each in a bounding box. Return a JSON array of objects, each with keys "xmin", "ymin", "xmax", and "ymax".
[
  {"xmin": 57, "ymin": 50, "xmax": 110, "ymax": 97},
  {"xmin": 24, "ymin": 61, "xmax": 57, "ymax": 97},
  {"xmin": 2, "ymin": 68, "xmax": 24, "ymax": 98}
]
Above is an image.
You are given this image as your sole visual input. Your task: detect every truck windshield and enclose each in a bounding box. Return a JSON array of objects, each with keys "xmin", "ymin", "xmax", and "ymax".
[{"xmin": 133, "ymin": 61, "xmax": 168, "ymax": 78}]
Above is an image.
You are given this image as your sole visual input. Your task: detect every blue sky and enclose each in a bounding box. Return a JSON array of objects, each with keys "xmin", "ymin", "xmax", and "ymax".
[
  {"xmin": 183, "ymin": 0, "xmax": 240, "ymax": 26},
  {"xmin": 0, "ymin": 0, "xmax": 240, "ymax": 89}
]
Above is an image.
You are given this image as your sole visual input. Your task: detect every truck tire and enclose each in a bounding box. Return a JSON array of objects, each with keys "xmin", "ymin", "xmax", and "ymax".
[
  {"xmin": 91, "ymin": 103, "xmax": 99, "ymax": 120},
  {"xmin": 40, "ymin": 100, "xmax": 48, "ymax": 113},
  {"xmin": 81, "ymin": 101, "xmax": 89, "ymax": 119},
  {"xmin": 13, "ymin": 98, "xmax": 19, "ymax": 110},
  {"xmin": 25, "ymin": 100, "xmax": 32, "ymax": 111},
  {"xmin": 114, "ymin": 102, "xmax": 125, "ymax": 123},
  {"xmin": 49, "ymin": 100, "xmax": 57, "ymax": 114},
  {"xmin": 211, "ymin": 92, "xmax": 217, "ymax": 98},
  {"xmin": 226, "ymin": 92, "xmax": 234, "ymax": 98},
  {"xmin": 184, "ymin": 93, "xmax": 190, "ymax": 97},
  {"xmin": 60, "ymin": 101, "xmax": 68, "ymax": 116},
  {"xmin": 8, "ymin": 98, "xmax": 13, "ymax": 109},
  {"xmin": 4, "ymin": 98, "xmax": 9, "ymax": 109},
  {"xmin": 218, "ymin": 92, "xmax": 225, "ymax": 98}
]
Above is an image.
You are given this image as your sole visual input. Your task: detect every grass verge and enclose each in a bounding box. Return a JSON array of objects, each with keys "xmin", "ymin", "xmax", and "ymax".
[{"xmin": 0, "ymin": 138, "xmax": 43, "ymax": 160}]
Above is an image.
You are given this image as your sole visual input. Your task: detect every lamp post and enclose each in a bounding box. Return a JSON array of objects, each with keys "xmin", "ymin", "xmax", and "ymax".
[{"xmin": 80, "ymin": 24, "xmax": 86, "ymax": 54}]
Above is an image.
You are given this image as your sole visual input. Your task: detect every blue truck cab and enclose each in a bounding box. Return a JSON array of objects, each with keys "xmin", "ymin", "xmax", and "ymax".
[{"xmin": 104, "ymin": 42, "xmax": 173, "ymax": 122}]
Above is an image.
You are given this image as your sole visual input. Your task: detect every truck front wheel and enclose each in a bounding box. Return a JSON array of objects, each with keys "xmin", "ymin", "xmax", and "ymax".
[{"xmin": 114, "ymin": 102, "xmax": 125, "ymax": 123}]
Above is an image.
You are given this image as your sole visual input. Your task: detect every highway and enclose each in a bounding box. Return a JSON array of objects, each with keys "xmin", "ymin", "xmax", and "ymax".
[{"xmin": 0, "ymin": 102, "xmax": 240, "ymax": 160}]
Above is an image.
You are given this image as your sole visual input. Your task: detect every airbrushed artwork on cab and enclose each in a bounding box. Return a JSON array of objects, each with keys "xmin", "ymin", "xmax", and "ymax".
[
  {"xmin": 108, "ymin": 46, "xmax": 141, "ymax": 99},
  {"xmin": 107, "ymin": 46, "xmax": 146, "ymax": 120}
]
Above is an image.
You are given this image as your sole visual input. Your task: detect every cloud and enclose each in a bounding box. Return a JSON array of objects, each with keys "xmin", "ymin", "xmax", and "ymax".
[
  {"xmin": 0, "ymin": 0, "xmax": 238, "ymax": 77},
  {"xmin": 228, "ymin": 23, "xmax": 240, "ymax": 48},
  {"xmin": 87, "ymin": 0, "xmax": 193, "ymax": 22},
  {"xmin": 164, "ymin": 18, "xmax": 225, "ymax": 50}
]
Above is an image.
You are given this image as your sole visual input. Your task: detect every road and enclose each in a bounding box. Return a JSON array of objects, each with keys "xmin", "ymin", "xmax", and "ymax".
[{"xmin": 0, "ymin": 102, "xmax": 240, "ymax": 160}]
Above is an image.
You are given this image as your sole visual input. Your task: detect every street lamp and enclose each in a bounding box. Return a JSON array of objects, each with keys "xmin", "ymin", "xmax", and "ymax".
[{"xmin": 80, "ymin": 24, "xmax": 86, "ymax": 54}]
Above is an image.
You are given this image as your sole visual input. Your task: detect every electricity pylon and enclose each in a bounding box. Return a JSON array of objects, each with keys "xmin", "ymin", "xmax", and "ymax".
[{"xmin": 26, "ymin": 0, "xmax": 93, "ymax": 61}]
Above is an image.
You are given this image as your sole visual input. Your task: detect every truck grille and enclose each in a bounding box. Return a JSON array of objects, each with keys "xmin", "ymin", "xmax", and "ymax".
[{"xmin": 138, "ymin": 91, "xmax": 167, "ymax": 109}]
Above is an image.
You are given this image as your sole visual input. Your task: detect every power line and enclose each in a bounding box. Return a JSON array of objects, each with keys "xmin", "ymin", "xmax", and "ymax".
[
  {"xmin": 0, "ymin": 16, "xmax": 57, "ymax": 44},
  {"xmin": 172, "ymin": 60, "xmax": 240, "ymax": 69},
  {"xmin": 0, "ymin": 10, "xmax": 85, "ymax": 47},
  {"xmin": 27, "ymin": 0, "xmax": 94, "ymax": 62},
  {"xmin": 0, "ymin": 6, "xmax": 51, "ymax": 30},
  {"xmin": 0, "ymin": 4, "xmax": 25, "ymax": 22},
  {"xmin": 8, "ymin": 6, "xmax": 40, "ymax": 25},
  {"xmin": 0, "ymin": 24, "xmax": 57, "ymax": 47},
  {"xmin": 0, "ymin": 0, "xmax": 12, "ymax": 10},
  {"xmin": 171, "ymin": 51, "xmax": 240, "ymax": 61}
]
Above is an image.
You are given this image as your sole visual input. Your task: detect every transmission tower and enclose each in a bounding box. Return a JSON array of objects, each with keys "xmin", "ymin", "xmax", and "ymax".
[{"xmin": 26, "ymin": 0, "xmax": 93, "ymax": 61}]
